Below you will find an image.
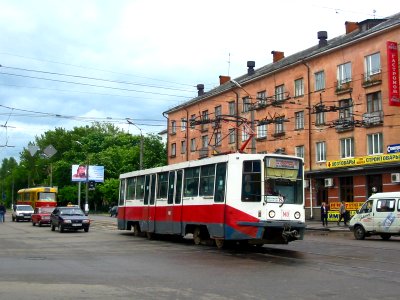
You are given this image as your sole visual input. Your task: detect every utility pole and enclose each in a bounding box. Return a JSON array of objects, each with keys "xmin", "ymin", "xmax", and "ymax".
[{"xmin": 126, "ymin": 118, "xmax": 144, "ymax": 170}]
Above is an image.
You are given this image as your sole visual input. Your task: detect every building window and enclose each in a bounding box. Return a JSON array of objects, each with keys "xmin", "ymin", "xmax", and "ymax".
[
  {"xmin": 367, "ymin": 91, "xmax": 382, "ymax": 113},
  {"xmin": 337, "ymin": 62, "xmax": 352, "ymax": 85},
  {"xmin": 275, "ymin": 117, "xmax": 285, "ymax": 134},
  {"xmin": 242, "ymin": 97, "xmax": 251, "ymax": 113},
  {"xmin": 242, "ymin": 129, "xmax": 249, "ymax": 142},
  {"xmin": 228, "ymin": 101, "xmax": 236, "ymax": 115},
  {"xmin": 228, "ymin": 128, "xmax": 236, "ymax": 144},
  {"xmin": 257, "ymin": 124, "xmax": 267, "ymax": 138},
  {"xmin": 295, "ymin": 145, "xmax": 304, "ymax": 158},
  {"xmin": 295, "ymin": 111, "xmax": 304, "ymax": 130},
  {"xmin": 201, "ymin": 110, "xmax": 209, "ymax": 131},
  {"xmin": 190, "ymin": 138, "xmax": 196, "ymax": 152},
  {"xmin": 171, "ymin": 143, "xmax": 176, "ymax": 157},
  {"xmin": 201, "ymin": 135, "xmax": 209, "ymax": 149},
  {"xmin": 340, "ymin": 138, "xmax": 354, "ymax": 158},
  {"xmin": 315, "ymin": 111, "xmax": 325, "ymax": 126},
  {"xmin": 365, "ymin": 52, "xmax": 381, "ymax": 78},
  {"xmin": 213, "ymin": 105, "xmax": 222, "ymax": 127},
  {"xmin": 314, "ymin": 71, "xmax": 325, "ymax": 91},
  {"xmin": 257, "ymin": 90, "xmax": 267, "ymax": 106},
  {"xmin": 171, "ymin": 120, "xmax": 176, "ymax": 134},
  {"xmin": 190, "ymin": 114, "xmax": 196, "ymax": 129},
  {"xmin": 367, "ymin": 133, "xmax": 383, "ymax": 155},
  {"xmin": 316, "ymin": 141, "xmax": 326, "ymax": 162},
  {"xmin": 181, "ymin": 140, "xmax": 186, "ymax": 154},
  {"xmin": 294, "ymin": 78, "xmax": 304, "ymax": 97},
  {"xmin": 339, "ymin": 99, "xmax": 353, "ymax": 119},
  {"xmin": 275, "ymin": 85, "xmax": 285, "ymax": 101},
  {"xmin": 215, "ymin": 131, "xmax": 222, "ymax": 146},
  {"xmin": 181, "ymin": 118, "xmax": 187, "ymax": 131}
]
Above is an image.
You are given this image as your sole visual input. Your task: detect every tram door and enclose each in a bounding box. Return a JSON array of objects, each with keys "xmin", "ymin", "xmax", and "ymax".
[
  {"xmin": 166, "ymin": 171, "xmax": 176, "ymax": 233},
  {"xmin": 166, "ymin": 170, "xmax": 184, "ymax": 235},
  {"xmin": 148, "ymin": 174, "xmax": 156, "ymax": 232},
  {"xmin": 142, "ymin": 175, "xmax": 151, "ymax": 231}
]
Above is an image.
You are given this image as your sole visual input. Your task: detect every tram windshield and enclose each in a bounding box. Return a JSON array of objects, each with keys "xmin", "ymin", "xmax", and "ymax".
[{"xmin": 264, "ymin": 157, "xmax": 303, "ymax": 205}]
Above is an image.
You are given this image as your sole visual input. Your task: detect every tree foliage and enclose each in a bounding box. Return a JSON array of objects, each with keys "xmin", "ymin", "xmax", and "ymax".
[{"xmin": 0, "ymin": 123, "xmax": 166, "ymax": 211}]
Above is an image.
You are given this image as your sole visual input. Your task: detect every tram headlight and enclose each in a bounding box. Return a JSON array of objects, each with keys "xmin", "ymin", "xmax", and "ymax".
[
  {"xmin": 294, "ymin": 211, "xmax": 301, "ymax": 219},
  {"xmin": 268, "ymin": 210, "xmax": 276, "ymax": 218}
]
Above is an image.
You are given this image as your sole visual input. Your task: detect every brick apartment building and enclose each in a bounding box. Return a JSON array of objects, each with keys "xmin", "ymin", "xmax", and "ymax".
[{"xmin": 163, "ymin": 13, "xmax": 400, "ymax": 218}]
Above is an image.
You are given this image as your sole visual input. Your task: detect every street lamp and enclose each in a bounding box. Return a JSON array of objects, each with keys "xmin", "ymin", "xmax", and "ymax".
[
  {"xmin": 126, "ymin": 118, "xmax": 143, "ymax": 170},
  {"xmin": 75, "ymin": 141, "xmax": 89, "ymax": 214}
]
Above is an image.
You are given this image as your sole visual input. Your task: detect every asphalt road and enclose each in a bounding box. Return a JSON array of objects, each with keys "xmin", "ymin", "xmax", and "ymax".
[{"xmin": 1, "ymin": 214, "xmax": 400, "ymax": 300}]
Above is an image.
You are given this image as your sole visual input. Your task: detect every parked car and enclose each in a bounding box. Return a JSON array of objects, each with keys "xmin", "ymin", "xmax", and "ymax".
[
  {"xmin": 12, "ymin": 205, "xmax": 34, "ymax": 222},
  {"xmin": 50, "ymin": 206, "xmax": 90, "ymax": 233},
  {"xmin": 109, "ymin": 206, "xmax": 118, "ymax": 217},
  {"xmin": 31, "ymin": 206, "xmax": 55, "ymax": 226}
]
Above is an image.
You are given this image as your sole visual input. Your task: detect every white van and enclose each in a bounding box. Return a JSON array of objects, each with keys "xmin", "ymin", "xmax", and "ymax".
[{"xmin": 349, "ymin": 192, "xmax": 400, "ymax": 240}]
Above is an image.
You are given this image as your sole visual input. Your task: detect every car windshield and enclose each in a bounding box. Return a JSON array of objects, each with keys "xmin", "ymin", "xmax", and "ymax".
[
  {"xmin": 18, "ymin": 205, "xmax": 33, "ymax": 211},
  {"xmin": 60, "ymin": 208, "xmax": 84, "ymax": 216}
]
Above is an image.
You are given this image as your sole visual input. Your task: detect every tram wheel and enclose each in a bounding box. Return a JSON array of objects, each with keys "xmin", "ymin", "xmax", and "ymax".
[
  {"xmin": 133, "ymin": 224, "xmax": 141, "ymax": 237},
  {"xmin": 193, "ymin": 227, "xmax": 202, "ymax": 245}
]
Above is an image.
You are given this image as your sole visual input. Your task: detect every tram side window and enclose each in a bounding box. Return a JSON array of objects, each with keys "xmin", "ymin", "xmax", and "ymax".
[
  {"xmin": 119, "ymin": 180, "xmax": 125, "ymax": 206},
  {"xmin": 242, "ymin": 160, "xmax": 261, "ymax": 202},
  {"xmin": 214, "ymin": 163, "xmax": 226, "ymax": 203},
  {"xmin": 135, "ymin": 176, "xmax": 145, "ymax": 199},
  {"xmin": 200, "ymin": 164, "xmax": 215, "ymax": 197},
  {"xmin": 157, "ymin": 172, "xmax": 169, "ymax": 199},
  {"xmin": 126, "ymin": 177, "xmax": 136, "ymax": 200},
  {"xmin": 184, "ymin": 167, "xmax": 200, "ymax": 197}
]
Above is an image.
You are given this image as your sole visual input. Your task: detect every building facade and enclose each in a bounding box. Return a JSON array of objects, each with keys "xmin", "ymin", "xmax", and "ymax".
[{"xmin": 164, "ymin": 13, "xmax": 400, "ymax": 218}]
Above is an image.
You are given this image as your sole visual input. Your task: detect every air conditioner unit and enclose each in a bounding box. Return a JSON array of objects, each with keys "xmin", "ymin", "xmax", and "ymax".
[
  {"xmin": 324, "ymin": 178, "xmax": 334, "ymax": 187},
  {"xmin": 391, "ymin": 173, "xmax": 400, "ymax": 183}
]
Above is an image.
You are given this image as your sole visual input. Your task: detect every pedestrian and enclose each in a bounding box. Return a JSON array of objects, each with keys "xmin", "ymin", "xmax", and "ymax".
[
  {"xmin": 0, "ymin": 202, "xmax": 6, "ymax": 222},
  {"xmin": 320, "ymin": 202, "xmax": 328, "ymax": 227},
  {"xmin": 337, "ymin": 200, "xmax": 347, "ymax": 226}
]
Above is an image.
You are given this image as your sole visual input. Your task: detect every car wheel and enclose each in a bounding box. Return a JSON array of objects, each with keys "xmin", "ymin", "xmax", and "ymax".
[
  {"xmin": 12, "ymin": 216, "xmax": 15, "ymax": 222},
  {"xmin": 58, "ymin": 225, "xmax": 64, "ymax": 233},
  {"xmin": 354, "ymin": 225, "xmax": 366, "ymax": 240},
  {"xmin": 51, "ymin": 224, "xmax": 56, "ymax": 231},
  {"xmin": 38, "ymin": 222, "xmax": 42, "ymax": 227},
  {"xmin": 84, "ymin": 227, "xmax": 89, "ymax": 232},
  {"xmin": 32, "ymin": 221, "xmax": 35, "ymax": 226}
]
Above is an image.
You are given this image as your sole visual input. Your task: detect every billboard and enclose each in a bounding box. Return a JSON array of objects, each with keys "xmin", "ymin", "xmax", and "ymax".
[
  {"xmin": 387, "ymin": 41, "xmax": 400, "ymax": 106},
  {"xmin": 71, "ymin": 165, "xmax": 104, "ymax": 182}
]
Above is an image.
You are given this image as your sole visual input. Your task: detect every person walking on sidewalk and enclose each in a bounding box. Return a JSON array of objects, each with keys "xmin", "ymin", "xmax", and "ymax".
[
  {"xmin": 0, "ymin": 202, "xmax": 6, "ymax": 222},
  {"xmin": 320, "ymin": 202, "xmax": 328, "ymax": 227},
  {"xmin": 337, "ymin": 201, "xmax": 347, "ymax": 226}
]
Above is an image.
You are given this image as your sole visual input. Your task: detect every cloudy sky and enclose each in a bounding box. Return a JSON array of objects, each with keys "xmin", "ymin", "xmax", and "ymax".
[{"xmin": 0, "ymin": 0, "xmax": 396, "ymax": 162}]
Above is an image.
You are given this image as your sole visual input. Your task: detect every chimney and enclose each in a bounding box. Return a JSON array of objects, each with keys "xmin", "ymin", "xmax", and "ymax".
[
  {"xmin": 271, "ymin": 51, "xmax": 284, "ymax": 63},
  {"xmin": 345, "ymin": 21, "xmax": 359, "ymax": 34},
  {"xmin": 317, "ymin": 31, "xmax": 328, "ymax": 47},
  {"xmin": 219, "ymin": 75, "xmax": 231, "ymax": 85},
  {"xmin": 197, "ymin": 84, "xmax": 204, "ymax": 96},
  {"xmin": 247, "ymin": 61, "xmax": 255, "ymax": 75}
]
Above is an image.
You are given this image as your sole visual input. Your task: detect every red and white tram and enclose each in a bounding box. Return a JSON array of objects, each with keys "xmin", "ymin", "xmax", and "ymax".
[{"xmin": 117, "ymin": 153, "xmax": 305, "ymax": 247}]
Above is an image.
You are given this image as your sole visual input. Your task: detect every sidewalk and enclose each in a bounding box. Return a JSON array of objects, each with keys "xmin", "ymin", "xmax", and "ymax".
[{"xmin": 306, "ymin": 219, "xmax": 351, "ymax": 232}]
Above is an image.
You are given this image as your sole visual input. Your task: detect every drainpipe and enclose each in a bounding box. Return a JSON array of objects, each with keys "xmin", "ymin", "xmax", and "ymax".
[
  {"xmin": 162, "ymin": 111, "xmax": 169, "ymax": 161},
  {"xmin": 232, "ymin": 90, "xmax": 240, "ymax": 152},
  {"xmin": 183, "ymin": 107, "xmax": 189, "ymax": 161},
  {"xmin": 302, "ymin": 60, "xmax": 313, "ymax": 219}
]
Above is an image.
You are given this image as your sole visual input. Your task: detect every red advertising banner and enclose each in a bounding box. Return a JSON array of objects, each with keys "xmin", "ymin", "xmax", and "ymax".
[{"xmin": 387, "ymin": 41, "xmax": 400, "ymax": 106}]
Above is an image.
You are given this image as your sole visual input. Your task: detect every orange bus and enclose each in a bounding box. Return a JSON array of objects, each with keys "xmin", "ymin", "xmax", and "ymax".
[{"xmin": 17, "ymin": 187, "xmax": 58, "ymax": 209}]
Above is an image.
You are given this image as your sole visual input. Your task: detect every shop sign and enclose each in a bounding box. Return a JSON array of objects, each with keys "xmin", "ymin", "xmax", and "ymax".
[
  {"xmin": 387, "ymin": 144, "xmax": 400, "ymax": 153},
  {"xmin": 329, "ymin": 202, "xmax": 363, "ymax": 211},
  {"xmin": 387, "ymin": 41, "xmax": 400, "ymax": 106},
  {"xmin": 327, "ymin": 210, "xmax": 357, "ymax": 221},
  {"xmin": 327, "ymin": 153, "xmax": 400, "ymax": 168}
]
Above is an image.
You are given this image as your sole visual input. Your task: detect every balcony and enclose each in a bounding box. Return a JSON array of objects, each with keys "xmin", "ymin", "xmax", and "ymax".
[
  {"xmin": 335, "ymin": 81, "xmax": 353, "ymax": 95},
  {"xmin": 362, "ymin": 72, "xmax": 382, "ymax": 88},
  {"xmin": 362, "ymin": 110, "xmax": 383, "ymax": 127},
  {"xmin": 272, "ymin": 131, "xmax": 286, "ymax": 138},
  {"xmin": 199, "ymin": 148, "xmax": 209, "ymax": 158},
  {"xmin": 334, "ymin": 116, "xmax": 354, "ymax": 132}
]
